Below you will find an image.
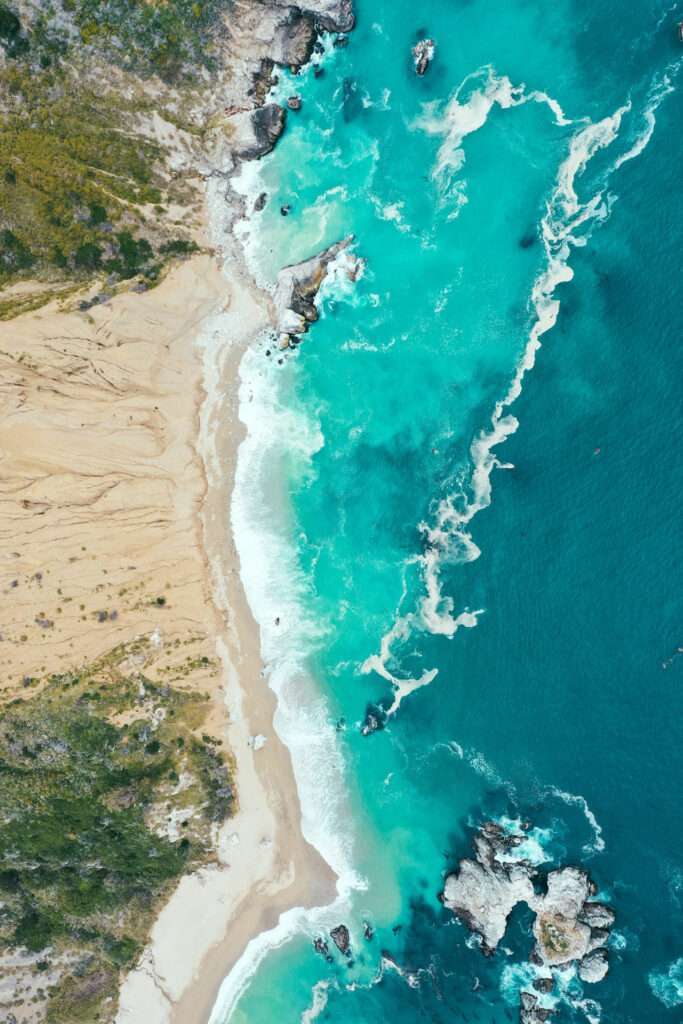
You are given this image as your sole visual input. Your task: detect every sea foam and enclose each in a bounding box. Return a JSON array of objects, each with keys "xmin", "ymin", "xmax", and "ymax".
[
  {"xmin": 648, "ymin": 957, "xmax": 683, "ymax": 1008},
  {"xmin": 362, "ymin": 62, "xmax": 675, "ymax": 720}
]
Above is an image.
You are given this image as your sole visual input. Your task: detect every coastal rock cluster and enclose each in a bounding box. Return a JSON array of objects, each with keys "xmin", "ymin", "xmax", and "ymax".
[
  {"xmin": 441, "ymin": 822, "xmax": 615, "ymax": 1018},
  {"xmin": 216, "ymin": 1, "xmax": 355, "ymax": 171},
  {"xmin": 273, "ymin": 235, "xmax": 361, "ymax": 347}
]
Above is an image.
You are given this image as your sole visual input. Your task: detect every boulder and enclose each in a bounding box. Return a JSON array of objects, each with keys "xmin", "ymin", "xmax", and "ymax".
[
  {"xmin": 412, "ymin": 38, "xmax": 435, "ymax": 76},
  {"xmin": 360, "ymin": 702, "xmax": 388, "ymax": 736},
  {"xmin": 578, "ymin": 902, "xmax": 615, "ymax": 930},
  {"xmin": 532, "ymin": 977, "xmax": 554, "ymax": 994},
  {"xmin": 228, "ymin": 104, "xmax": 286, "ymax": 161},
  {"xmin": 578, "ymin": 949, "xmax": 609, "ymax": 984}
]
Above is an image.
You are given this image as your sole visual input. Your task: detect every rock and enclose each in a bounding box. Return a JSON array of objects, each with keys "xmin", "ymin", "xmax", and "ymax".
[
  {"xmin": 532, "ymin": 977, "xmax": 554, "ymax": 994},
  {"xmin": 360, "ymin": 702, "xmax": 387, "ymax": 736},
  {"xmin": 272, "ymin": 8, "xmax": 317, "ymax": 68},
  {"xmin": 272, "ymin": 235, "xmax": 354, "ymax": 339},
  {"xmin": 251, "ymin": 103, "xmax": 287, "ymax": 156},
  {"xmin": 334, "ymin": 34, "xmax": 349, "ymax": 47},
  {"xmin": 251, "ymin": 59, "xmax": 278, "ymax": 104},
  {"xmin": 412, "ymin": 38, "xmax": 435, "ymax": 76},
  {"xmin": 363, "ymin": 921, "xmax": 374, "ymax": 940},
  {"xmin": 280, "ymin": 204, "xmax": 291, "ymax": 216},
  {"xmin": 520, "ymin": 991, "xmax": 554, "ymax": 1023},
  {"xmin": 254, "ymin": 192, "xmax": 268, "ymax": 212},
  {"xmin": 578, "ymin": 948, "xmax": 609, "ymax": 984},
  {"xmin": 314, "ymin": 66, "xmax": 325, "ymax": 79},
  {"xmin": 441, "ymin": 822, "xmax": 614, "ymax": 975},
  {"xmin": 587, "ymin": 927, "xmax": 610, "ymax": 951},
  {"xmin": 287, "ymin": 95, "xmax": 303, "ymax": 110},
  {"xmin": 313, "ymin": 936, "xmax": 329, "ymax": 958},
  {"xmin": 330, "ymin": 924, "xmax": 350, "ymax": 954},
  {"xmin": 578, "ymin": 902, "xmax": 615, "ymax": 930},
  {"xmin": 229, "ymin": 103, "xmax": 286, "ymax": 161},
  {"xmin": 443, "ymin": 849, "xmax": 535, "ymax": 955}
]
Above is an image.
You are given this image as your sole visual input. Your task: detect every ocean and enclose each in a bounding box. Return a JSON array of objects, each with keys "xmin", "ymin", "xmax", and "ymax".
[{"xmin": 213, "ymin": 1, "xmax": 683, "ymax": 1021}]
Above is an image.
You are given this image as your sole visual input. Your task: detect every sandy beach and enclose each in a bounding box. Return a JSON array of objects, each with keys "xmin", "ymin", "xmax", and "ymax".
[
  {"xmin": 117, "ymin": 248, "xmax": 337, "ymax": 1023},
  {"xmin": 0, "ymin": 245, "xmax": 335, "ymax": 1023}
]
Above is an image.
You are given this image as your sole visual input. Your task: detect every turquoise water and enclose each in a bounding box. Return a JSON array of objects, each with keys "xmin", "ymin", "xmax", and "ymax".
[{"xmin": 218, "ymin": 2, "xmax": 683, "ymax": 1021}]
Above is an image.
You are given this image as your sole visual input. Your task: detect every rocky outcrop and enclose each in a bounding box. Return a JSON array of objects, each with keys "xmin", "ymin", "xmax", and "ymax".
[
  {"xmin": 272, "ymin": 235, "xmax": 359, "ymax": 344},
  {"xmin": 442, "ymin": 821, "xmax": 614, "ymax": 1017},
  {"xmin": 412, "ymin": 38, "xmax": 435, "ymax": 76},
  {"xmin": 207, "ymin": 1, "xmax": 355, "ymax": 179},
  {"xmin": 330, "ymin": 924, "xmax": 351, "ymax": 954},
  {"xmin": 270, "ymin": 7, "xmax": 317, "ymax": 68},
  {"xmin": 263, "ymin": 0, "xmax": 355, "ymax": 34},
  {"xmin": 224, "ymin": 103, "xmax": 286, "ymax": 162}
]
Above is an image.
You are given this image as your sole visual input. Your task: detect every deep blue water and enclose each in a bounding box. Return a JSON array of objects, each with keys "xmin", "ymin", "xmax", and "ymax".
[{"xmin": 216, "ymin": 2, "xmax": 683, "ymax": 1021}]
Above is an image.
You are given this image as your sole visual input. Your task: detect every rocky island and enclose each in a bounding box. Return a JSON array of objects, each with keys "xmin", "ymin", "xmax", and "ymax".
[{"xmin": 442, "ymin": 821, "xmax": 615, "ymax": 1020}]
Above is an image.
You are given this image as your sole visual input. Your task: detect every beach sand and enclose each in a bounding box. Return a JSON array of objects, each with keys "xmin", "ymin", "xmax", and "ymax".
[{"xmin": 0, "ymin": 249, "xmax": 335, "ymax": 1023}]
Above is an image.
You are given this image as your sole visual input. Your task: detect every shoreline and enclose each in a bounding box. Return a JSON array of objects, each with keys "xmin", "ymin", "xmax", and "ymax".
[{"xmin": 116, "ymin": 230, "xmax": 338, "ymax": 1022}]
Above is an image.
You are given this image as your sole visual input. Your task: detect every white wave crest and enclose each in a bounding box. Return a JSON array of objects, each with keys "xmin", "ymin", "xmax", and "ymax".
[
  {"xmin": 363, "ymin": 77, "xmax": 638, "ymax": 718},
  {"xmin": 301, "ymin": 980, "xmax": 334, "ymax": 1023},
  {"xmin": 649, "ymin": 957, "xmax": 683, "ymax": 1008},
  {"xmin": 546, "ymin": 787, "xmax": 605, "ymax": 856},
  {"xmin": 613, "ymin": 61, "xmax": 680, "ymax": 170},
  {"xmin": 413, "ymin": 64, "xmax": 573, "ymax": 215}
]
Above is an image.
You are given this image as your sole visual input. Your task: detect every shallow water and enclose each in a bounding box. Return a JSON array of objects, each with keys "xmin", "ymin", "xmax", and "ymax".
[{"xmin": 215, "ymin": 2, "xmax": 683, "ymax": 1021}]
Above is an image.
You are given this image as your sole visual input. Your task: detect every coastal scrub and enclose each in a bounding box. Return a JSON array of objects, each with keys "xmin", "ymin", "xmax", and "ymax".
[{"xmin": 0, "ymin": 640, "xmax": 234, "ymax": 1022}]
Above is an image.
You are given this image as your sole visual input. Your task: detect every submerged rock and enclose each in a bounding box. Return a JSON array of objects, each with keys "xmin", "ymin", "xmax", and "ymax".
[
  {"xmin": 342, "ymin": 76, "xmax": 363, "ymax": 122},
  {"xmin": 412, "ymin": 38, "xmax": 435, "ymax": 76},
  {"xmin": 330, "ymin": 924, "xmax": 351, "ymax": 954},
  {"xmin": 360, "ymin": 702, "xmax": 388, "ymax": 736}
]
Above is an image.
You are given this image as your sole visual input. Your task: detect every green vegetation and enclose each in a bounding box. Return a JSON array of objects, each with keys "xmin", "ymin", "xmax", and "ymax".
[
  {"xmin": 0, "ymin": 0, "xmax": 228, "ymax": 81},
  {"xmin": 0, "ymin": 69, "xmax": 169, "ymax": 286},
  {"xmin": 67, "ymin": 0, "xmax": 227, "ymax": 80},
  {"xmin": 0, "ymin": 641, "xmax": 234, "ymax": 1021},
  {"xmin": 0, "ymin": 2, "xmax": 206, "ymax": 297}
]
